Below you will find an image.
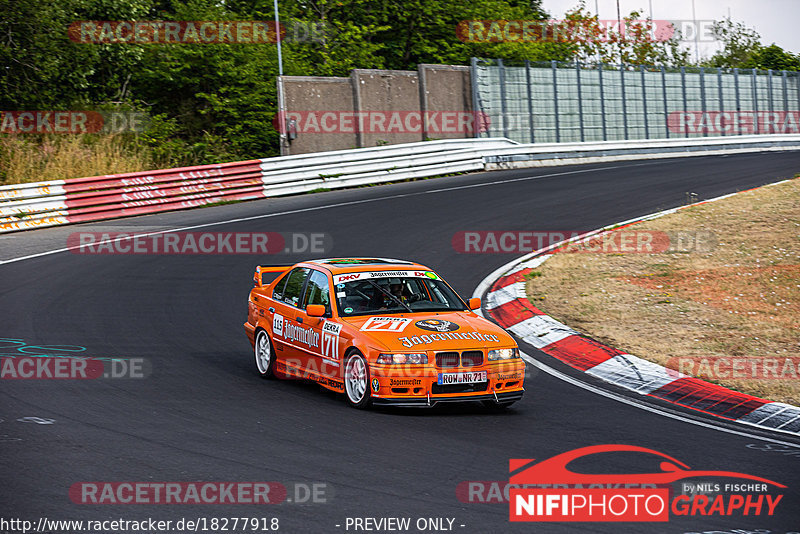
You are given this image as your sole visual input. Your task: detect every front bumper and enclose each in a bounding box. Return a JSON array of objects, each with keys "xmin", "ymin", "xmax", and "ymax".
[
  {"xmin": 369, "ymin": 359, "xmax": 525, "ymax": 406},
  {"xmin": 372, "ymin": 389, "xmax": 524, "ymax": 407}
]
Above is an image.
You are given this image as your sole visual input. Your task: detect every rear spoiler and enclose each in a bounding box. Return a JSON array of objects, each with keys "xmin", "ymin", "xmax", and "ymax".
[{"xmin": 254, "ymin": 265, "xmax": 292, "ymax": 287}]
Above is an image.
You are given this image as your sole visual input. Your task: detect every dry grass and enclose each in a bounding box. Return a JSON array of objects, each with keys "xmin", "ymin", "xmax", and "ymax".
[
  {"xmin": 526, "ymin": 177, "xmax": 800, "ymax": 404},
  {"xmin": 0, "ymin": 135, "xmax": 153, "ymax": 184}
]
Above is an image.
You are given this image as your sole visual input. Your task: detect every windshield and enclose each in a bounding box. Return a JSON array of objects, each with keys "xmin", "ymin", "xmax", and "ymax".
[{"xmin": 333, "ymin": 272, "xmax": 467, "ymax": 316}]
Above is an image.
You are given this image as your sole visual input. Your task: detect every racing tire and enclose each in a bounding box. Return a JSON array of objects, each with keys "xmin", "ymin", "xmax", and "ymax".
[
  {"xmin": 344, "ymin": 352, "xmax": 372, "ymax": 409},
  {"xmin": 254, "ymin": 329, "xmax": 276, "ymax": 379}
]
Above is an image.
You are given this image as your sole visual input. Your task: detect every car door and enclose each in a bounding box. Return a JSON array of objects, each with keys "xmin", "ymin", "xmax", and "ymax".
[
  {"xmin": 270, "ymin": 267, "xmax": 312, "ymax": 375},
  {"xmin": 301, "ymin": 269, "xmax": 339, "ymax": 383}
]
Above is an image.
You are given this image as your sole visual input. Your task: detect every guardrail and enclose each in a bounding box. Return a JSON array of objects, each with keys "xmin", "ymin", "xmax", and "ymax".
[
  {"xmin": 481, "ymin": 134, "xmax": 800, "ymax": 169},
  {"xmin": 2, "ymin": 134, "xmax": 799, "ymax": 233},
  {"xmin": 0, "ymin": 138, "xmax": 515, "ymax": 233}
]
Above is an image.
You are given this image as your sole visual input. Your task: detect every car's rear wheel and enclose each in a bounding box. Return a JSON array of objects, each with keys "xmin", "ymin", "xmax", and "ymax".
[
  {"xmin": 344, "ymin": 352, "xmax": 372, "ymax": 409},
  {"xmin": 254, "ymin": 330, "xmax": 275, "ymax": 378}
]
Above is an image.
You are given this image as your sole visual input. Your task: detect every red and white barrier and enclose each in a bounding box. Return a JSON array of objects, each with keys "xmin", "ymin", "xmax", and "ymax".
[
  {"xmin": 0, "ymin": 160, "xmax": 267, "ymax": 232},
  {"xmin": 478, "ymin": 180, "xmax": 800, "ymax": 436},
  {"xmin": 0, "ymin": 138, "xmax": 515, "ymax": 233}
]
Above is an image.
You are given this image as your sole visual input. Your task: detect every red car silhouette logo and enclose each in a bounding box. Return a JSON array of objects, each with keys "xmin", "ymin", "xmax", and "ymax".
[{"xmin": 510, "ymin": 444, "xmax": 785, "ymax": 487}]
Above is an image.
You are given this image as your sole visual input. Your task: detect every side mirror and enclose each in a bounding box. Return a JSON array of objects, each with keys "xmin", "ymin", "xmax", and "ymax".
[
  {"xmin": 306, "ymin": 304, "xmax": 326, "ymax": 317},
  {"xmin": 468, "ymin": 297, "xmax": 481, "ymax": 310}
]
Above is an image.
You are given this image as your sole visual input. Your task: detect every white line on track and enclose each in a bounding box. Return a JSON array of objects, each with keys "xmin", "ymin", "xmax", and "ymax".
[
  {"xmin": 519, "ymin": 351, "xmax": 800, "ymax": 448},
  {"xmin": 0, "ymin": 161, "xmax": 661, "ymax": 265}
]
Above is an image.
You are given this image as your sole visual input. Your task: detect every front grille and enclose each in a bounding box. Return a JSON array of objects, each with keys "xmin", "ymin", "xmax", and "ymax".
[
  {"xmin": 460, "ymin": 350, "xmax": 483, "ymax": 367},
  {"xmin": 435, "ymin": 352, "xmax": 460, "ymax": 368},
  {"xmin": 435, "ymin": 350, "xmax": 485, "ymax": 368}
]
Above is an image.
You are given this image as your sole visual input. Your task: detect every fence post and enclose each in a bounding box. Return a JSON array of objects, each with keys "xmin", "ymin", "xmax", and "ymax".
[
  {"xmin": 641, "ymin": 65, "xmax": 649, "ymax": 139},
  {"xmin": 661, "ymin": 65, "xmax": 669, "ymax": 138},
  {"xmin": 718, "ymin": 67, "xmax": 725, "ymax": 137},
  {"xmin": 767, "ymin": 69, "xmax": 774, "ymax": 115},
  {"xmin": 734, "ymin": 67, "xmax": 741, "ymax": 117},
  {"xmin": 526, "ymin": 60, "xmax": 535, "ymax": 143},
  {"xmin": 470, "ymin": 57, "xmax": 481, "ymax": 138},
  {"xmin": 498, "ymin": 58, "xmax": 509, "ymax": 139},
  {"xmin": 752, "ymin": 69, "xmax": 759, "ymax": 134},
  {"xmin": 782, "ymin": 70, "xmax": 789, "ymax": 113},
  {"xmin": 681, "ymin": 66, "xmax": 688, "ymax": 138},
  {"xmin": 552, "ymin": 60, "xmax": 560, "ymax": 143},
  {"xmin": 621, "ymin": 64, "xmax": 628, "ymax": 140},
  {"xmin": 599, "ymin": 64, "xmax": 608, "ymax": 141},
  {"xmin": 767, "ymin": 69, "xmax": 775, "ymax": 122},
  {"xmin": 576, "ymin": 62, "xmax": 585, "ymax": 142},
  {"xmin": 699, "ymin": 67, "xmax": 707, "ymax": 137}
]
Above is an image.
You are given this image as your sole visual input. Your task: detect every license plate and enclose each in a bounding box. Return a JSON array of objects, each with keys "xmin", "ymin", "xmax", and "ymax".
[{"xmin": 437, "ymin": 371, "xmax": 487, "ymax": 385}]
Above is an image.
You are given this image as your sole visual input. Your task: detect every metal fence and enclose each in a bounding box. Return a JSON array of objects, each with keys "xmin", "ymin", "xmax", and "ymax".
[{"xmin": 471, "ymin": 58, "xmax": 800, "ymax": 144}]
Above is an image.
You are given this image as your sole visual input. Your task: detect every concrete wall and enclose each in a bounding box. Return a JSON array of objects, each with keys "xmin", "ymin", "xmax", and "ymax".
[
  {"xmin": 279, "ymin": 76, "xmax": 357, "ymax": 155},
  {"xmin": 279, "ymin": 65, "xmax": 474, "ymax": 155},
  {"xmin": 352, "ymin": 69, "xmax": 421, "ymax": 148},
  {"xmin": 418, "ymin": 65, "xmax": 475, "ymax": 140}
]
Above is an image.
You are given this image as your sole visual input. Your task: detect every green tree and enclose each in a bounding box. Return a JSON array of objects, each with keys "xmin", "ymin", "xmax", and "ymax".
[
  {"xmin": 705, "ymin": 17, "xmax": 761, "ymax": 68},
  {"xmin": 281, "ymin": 0, "xmax": 565, "ymax": 70},
  {"xmin": 0, "ymin": 0, "xmax": 153, "ymax": 109},
  {"xmin": 746, "ymin": 44, "xmax": 800, "ymax": 71},
  {"xmin": 130, "ymin": 0, "xmax": 282, "ymax": 160},
  {"xmin": 563, "ymin": 3, "xmax": 689, "ymax": 67},
  {"xmin": 3, "ymin": 0, "xmax": 712, "ymax": 166},
  {"xmin": 703, "ymin": 18, "xmax": 799, "ymax": 71}
]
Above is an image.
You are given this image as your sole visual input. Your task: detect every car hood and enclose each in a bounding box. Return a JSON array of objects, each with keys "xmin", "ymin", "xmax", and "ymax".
[{"xmin": 339, "ymin": 311, "xmax": 515, "ymax": 352}]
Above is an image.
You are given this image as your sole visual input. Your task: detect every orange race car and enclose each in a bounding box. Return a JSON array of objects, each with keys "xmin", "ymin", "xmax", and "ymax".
[{"xmin": 243, "ymin": 258, "xmax": 525, "ymax": 409}]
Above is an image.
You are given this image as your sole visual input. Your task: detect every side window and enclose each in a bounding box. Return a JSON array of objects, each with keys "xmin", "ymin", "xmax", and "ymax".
[
  {"xmin": 303, "ymin": 270, "xmax": 331, "ymax": 313},
  {"xmin": 276, "ymin": 268, "xmax": 310, "ymax": 307},
  {"xmin": 272, "ymin": 272, "xmax": 290, "ymax": 301}
]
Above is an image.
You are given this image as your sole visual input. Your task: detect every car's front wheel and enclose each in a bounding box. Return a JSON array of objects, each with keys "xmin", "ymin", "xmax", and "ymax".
[
  {"xmin": 344, "ymin": 352, "xmax": 372, "ymax": 409},
  {"xmin": 254, "ymin": 329, "xmax": 275, "ymax": 378}
]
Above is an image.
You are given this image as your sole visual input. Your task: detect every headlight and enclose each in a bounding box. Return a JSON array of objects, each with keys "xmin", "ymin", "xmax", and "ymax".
[
  {"xmin": 377, "ymin": 353, "xmax": 428, "ymax": 364},
  {"xmin": 488, "ymin": 348, "xmax": 519, "ymax": 361}
]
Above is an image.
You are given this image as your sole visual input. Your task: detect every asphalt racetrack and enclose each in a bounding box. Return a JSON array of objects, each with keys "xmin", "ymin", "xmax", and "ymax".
[{"xmin": 2, "ymin": 152, "xmax": 800, "ymax": 534}]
